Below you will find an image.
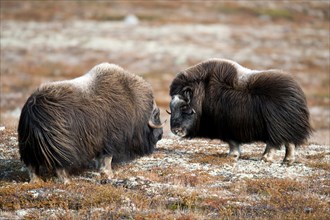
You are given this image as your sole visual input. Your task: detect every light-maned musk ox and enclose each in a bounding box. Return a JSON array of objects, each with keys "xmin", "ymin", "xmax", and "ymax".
[
  {"xmin": 18, "ymin": 63, "xmax": 163, "ymax": 183},
  {"xmin": 169, "ymin": 58, "xmax": 312, "ymax": 164}
]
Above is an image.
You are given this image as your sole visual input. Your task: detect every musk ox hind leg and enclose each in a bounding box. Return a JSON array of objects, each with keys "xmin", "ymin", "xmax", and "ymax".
[
  {"xmin": 99, "ymin": 155, "xmax": 114, "ymax": 179},
  {"xmin": 56, "ymin": 169, "xmax": 70, "ymax": 184},
  {"xmin": 262, "ymin": 144, "xmax": 277, "ymax": 163},
  {"xmin": 228, "ymin": 141, "xmax": 241, "ymax": 159},
  {"xmin": 283, "ymin": 143, "xmax": 296, "ymax": 165},
  {"xmin": 28, "ymin": 166, "xmax": 43, "ymax": 183}
]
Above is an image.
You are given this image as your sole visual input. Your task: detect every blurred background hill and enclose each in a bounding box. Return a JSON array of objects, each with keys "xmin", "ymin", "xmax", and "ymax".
[{"xmin": 1, "ymin": 1, "xmax": 329, "ymax": 144}]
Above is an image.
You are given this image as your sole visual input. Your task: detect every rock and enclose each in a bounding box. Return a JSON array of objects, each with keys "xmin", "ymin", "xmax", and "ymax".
[{"xmin": 124, "ymin": 14, "xmax": 139, "ymax": 26}]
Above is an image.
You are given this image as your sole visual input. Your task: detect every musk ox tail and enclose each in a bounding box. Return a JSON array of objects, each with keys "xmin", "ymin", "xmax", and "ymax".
[
  {"xmin": 248, "ymin": 72, "xmax": 312, "ymax": 146},
  {"xmin": 18, "ymin": 90, "xmax": 85, "ymax": 172}
]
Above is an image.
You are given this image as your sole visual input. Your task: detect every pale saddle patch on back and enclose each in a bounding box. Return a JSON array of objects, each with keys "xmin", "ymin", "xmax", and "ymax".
[{"xmin": 42, "ymin": 62, "xmax": 124, "ymax": 92}]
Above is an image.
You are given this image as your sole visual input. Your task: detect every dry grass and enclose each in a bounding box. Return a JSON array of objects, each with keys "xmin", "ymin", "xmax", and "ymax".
[
  {"xmin": 305, "ymin": 153, "xmax": 330, "ymax": 170},
  {"xmin": 241, "ymin": 179, "xmax": 330, "ymax": 220},
  {"xmin": 190, "ymin": 153, "xmax": 236, "ymax": 166},
  {"xmin": 1, "ymin": 1, "xmax": 329, "ymax": 219},
  {"xmin": 1, "ymin": 130, "xmax": 329, "ymax": 219}
]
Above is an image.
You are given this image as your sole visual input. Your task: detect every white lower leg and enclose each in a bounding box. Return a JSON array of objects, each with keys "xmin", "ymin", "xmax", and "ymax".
[
  {"xmin": 262, "ymin": 145, "xmax": 277, "ymax": 162},
  {"xmin": 228, "ymin": 141, "xmax": 241, "ymax": 159},
  {"xmin": 100, "ymin": 156, "xmax": 114, "ymax": 179},
  {"xmin": 283, "ymin": 143, "xmax": 295, "ymax": 165},
  {"xmin": 56, "ymin": 169, "xmax": 70, "ymax": 184},
  {"xmin": 28, "ymin": 166, "xmax": 42, "ymax": 183}
]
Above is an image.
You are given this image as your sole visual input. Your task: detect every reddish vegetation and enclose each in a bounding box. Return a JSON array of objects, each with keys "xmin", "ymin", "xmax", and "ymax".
[{"xmin": 0, "ymin": 1, "xmax": 329, "ymax": 219}]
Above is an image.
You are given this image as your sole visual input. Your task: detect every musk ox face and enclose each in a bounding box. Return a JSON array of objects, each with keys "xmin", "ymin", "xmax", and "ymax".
[{"xmin": 169, "ymin": 89, "xmax": 198, "ymax": 137}]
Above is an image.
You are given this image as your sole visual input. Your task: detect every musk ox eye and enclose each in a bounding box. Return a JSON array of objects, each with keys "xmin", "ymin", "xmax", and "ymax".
[
  {"xmin": 181, "ymin": 105, "xmax": 188, "ymax": 111},
  {"xmin": 166, "ymin": 110, "xmax": 171, "ymax": 115},
  {"xmin": 181, "ymin": 106, "xmax": 195, "ymax": 115}
]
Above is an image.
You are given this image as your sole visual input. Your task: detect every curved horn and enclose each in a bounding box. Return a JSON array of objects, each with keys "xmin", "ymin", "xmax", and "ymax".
[{"xmin": 148, "ymin": 119, "xmax": 167, "ymax": 129}]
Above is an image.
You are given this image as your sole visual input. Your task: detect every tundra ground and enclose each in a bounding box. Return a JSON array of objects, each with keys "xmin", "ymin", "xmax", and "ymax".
[{"xmin": 1, "ymin": 1, "xmax": 329, "ymax": 219}]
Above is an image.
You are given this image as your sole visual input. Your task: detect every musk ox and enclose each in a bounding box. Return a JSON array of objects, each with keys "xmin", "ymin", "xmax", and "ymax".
[
  {"xmin": 18, "ymin": 63, "xmax": 163, "ymax": 183},
  {"xmin": 169, "ymin": 58, "xmax": 312, "ymax": 164}
]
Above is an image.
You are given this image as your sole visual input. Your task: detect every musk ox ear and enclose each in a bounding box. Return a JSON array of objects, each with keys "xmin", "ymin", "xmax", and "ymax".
[{"xmin": 182, "ymin": 87, "xmax": 192, "ymax": 104}]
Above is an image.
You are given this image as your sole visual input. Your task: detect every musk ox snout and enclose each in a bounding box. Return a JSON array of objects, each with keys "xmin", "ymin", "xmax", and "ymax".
[{"xmin": 171, "ymin": 127, "xmax": 187, "ymax": 138}]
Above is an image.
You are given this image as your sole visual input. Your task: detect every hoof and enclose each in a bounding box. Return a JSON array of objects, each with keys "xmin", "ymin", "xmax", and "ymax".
[
  {"xmin": 56, "ymin": 178, "xmax": 71, "ymax": 184},
  {"xmin": 262, "ymin": 154, "xmax": 274, "ymax": 163},
  {"xmin": 282, "ymin": 157, "xmax": 295, "ymax": 165},
  {"xmin": 55, "ymin": 175, "xmax": 71, "ymax": 184},
  {"xmin": 227, "ymin": 152, "xmax": 240, "ymax": 160},
  {"xmin": 100, "ymin": 170, "xmax": 114, "ymax": 179},
  {"xmin": 29, "ymin": 176, "xmax": 43, "ymax": 184}
]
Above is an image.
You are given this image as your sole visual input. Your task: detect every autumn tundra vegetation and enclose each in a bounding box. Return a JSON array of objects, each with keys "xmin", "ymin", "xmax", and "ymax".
[{"xmin": 0, "ymin": 1, "xmax": 329, "ymax": 219}]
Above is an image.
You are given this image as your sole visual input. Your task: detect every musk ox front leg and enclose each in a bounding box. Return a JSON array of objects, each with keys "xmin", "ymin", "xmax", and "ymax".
[
  {"xmin": 283, "ymin": 143, "xmax": 295, "ymax": 165},
  {"xmin": 99, "ymin": 155, "xmax": 114, "ymax": 179},
  {"xmin": 56, "ymin": 169, "xmax": 70, "ymax": 184},
  {"xmin": 228, "ymin": 141, "xmax": 241, "ymax": 159},
  {"xmin": 262, "ymin": 144, "xmax": 277, "ymax": 163},
  {"xmin": 28, "ymin": 166, "xmax": 43, "ymax": 183}
]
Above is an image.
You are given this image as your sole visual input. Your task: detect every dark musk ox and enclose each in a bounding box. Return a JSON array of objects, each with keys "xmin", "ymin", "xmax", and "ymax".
[
  {"xmin": 169, "ymin": 58, "xmax": 312, "ymax": 164},
  {"xmin": 18, "ymin": 63, "xmax": 163, "ymax": 183}
]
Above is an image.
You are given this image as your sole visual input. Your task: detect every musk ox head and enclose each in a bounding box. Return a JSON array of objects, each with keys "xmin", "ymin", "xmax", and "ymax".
[
  {"xmin": 169, "ymin": 61, "xmax": 211, "ymax": 138},
  {"xmin": 169, "ymin": 88, "xmax": 198, "ymax": 137}
]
